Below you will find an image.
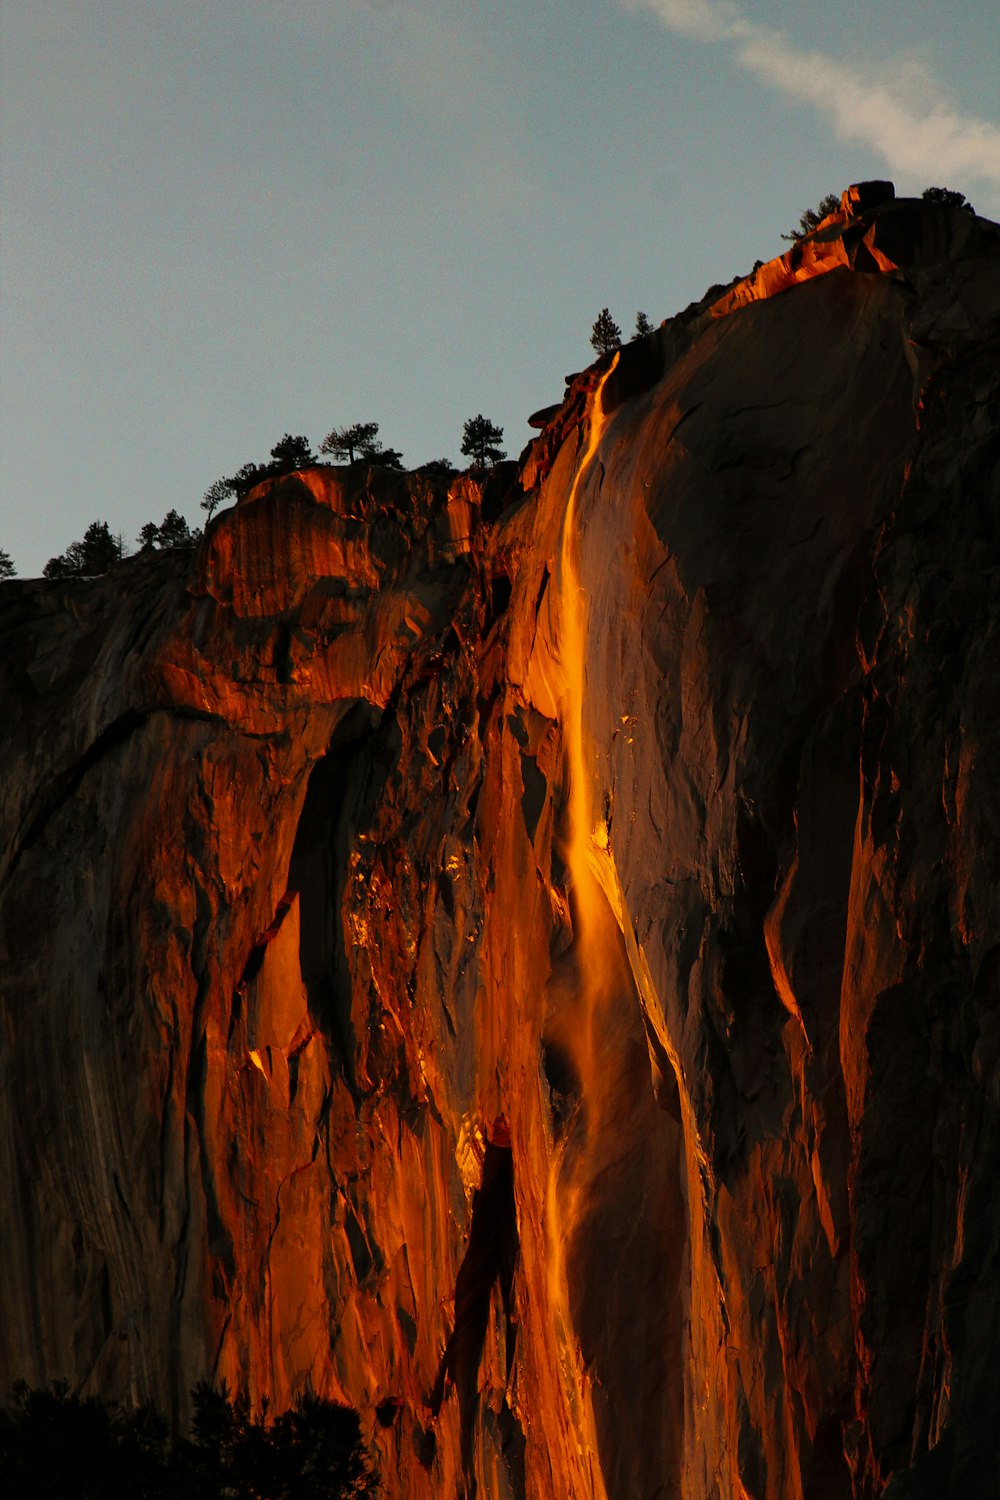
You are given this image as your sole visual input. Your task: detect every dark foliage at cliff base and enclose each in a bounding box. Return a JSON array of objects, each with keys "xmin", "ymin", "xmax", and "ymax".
[{"xmin": 0, "ymin": 1380, "xmax": 377, "ymax": 1500}]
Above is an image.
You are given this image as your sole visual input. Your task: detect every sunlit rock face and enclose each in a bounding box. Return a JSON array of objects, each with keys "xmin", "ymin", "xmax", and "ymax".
[{"xmin": 2, "ymin": 194, "xmax": 999, "ymax": 1498}]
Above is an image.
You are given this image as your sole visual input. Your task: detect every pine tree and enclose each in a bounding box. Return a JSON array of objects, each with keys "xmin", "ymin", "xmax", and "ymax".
[
  {"xmin": 269, "ymin": 433, "xmax": 315, "ymax": 471},
  {"xmin": 137, "ymin": 511, "xmax": 196, "ymax": 551},
  {"xmin": 201, "ymin": 477, "xmax": 233, "ymax": 517},
  {"xmin": 156, "ymin": 510, "xmax": 195, "ymax": 547},
  {"xmin": 320, "ymin": 422, "xmax": 382, "ymax": 464},
  {"xmin": 202, "ymin": 434, "xmax": 317, "ymax": 520},
  {"xmin": 373, "ymin": 446, "xmax": 405, "ymax": 470},
  {"xmin": 460, "ymin": 415, "xmax": 506, "ymax": 471},
  {"xmin": 0, "ymin": 548, "xmax": 15, "ymax": 579},
  {"xmin": 590, "ymin": 308, "xmax": 621, "ymax": 356},
  {"xmin": 635, "ymin": 311, "xmax": 654, "ymax": 338},
  {"xmin": 781, "ymin": 192, "xmax": 841, "ymax": 242},
  {"xmin": 43, "ymin": 521, "xmax": 124, "ymax": 579},
  {"xmin": 922, "ymin": 186, "xmax": 975, "ymax": 215}
]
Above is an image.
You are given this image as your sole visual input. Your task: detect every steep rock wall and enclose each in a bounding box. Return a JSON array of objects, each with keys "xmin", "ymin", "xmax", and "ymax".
[{"xmin": 1, "ymin": 195, "xmax": 999, "ymax": 1498}]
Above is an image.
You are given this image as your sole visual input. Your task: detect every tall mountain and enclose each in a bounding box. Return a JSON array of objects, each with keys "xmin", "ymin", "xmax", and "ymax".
[{"xmin": 2, "ymin": 186, "xmax": 999, "ymax": 1499}]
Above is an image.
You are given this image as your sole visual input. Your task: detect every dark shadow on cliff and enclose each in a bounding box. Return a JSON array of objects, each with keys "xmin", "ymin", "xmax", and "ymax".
[
  {"xmin": 430, "ymin": 1137, "xmax": 521, "ymax": 1499},
  {"xmin": 286, "ymin": 702, "xmax": 397, "ymax": 1092}
]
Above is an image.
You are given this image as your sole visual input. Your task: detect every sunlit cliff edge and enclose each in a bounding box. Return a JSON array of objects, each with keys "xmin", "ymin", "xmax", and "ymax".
[{"xmin": 2, "ymin": 188, "xmax": 999, "ymax": 1498}]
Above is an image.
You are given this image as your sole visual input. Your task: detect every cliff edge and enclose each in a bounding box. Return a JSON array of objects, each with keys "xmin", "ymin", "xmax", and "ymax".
[{"xmin": 2, "ymin": 189, "xmax": 999, "ymax": 1499}]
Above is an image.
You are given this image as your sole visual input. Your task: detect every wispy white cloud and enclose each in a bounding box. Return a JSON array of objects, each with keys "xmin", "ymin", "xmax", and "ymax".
[
  {"xmin": 624, "ymin": 0, "xmax": 734, "ymax": 41},
  {"xmin": 622, "ymin": 0, "xmax": 1000, "ymax": 198}
]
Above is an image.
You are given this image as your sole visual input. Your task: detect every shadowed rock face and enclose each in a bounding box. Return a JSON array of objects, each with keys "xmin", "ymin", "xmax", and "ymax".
[{"xmin": 2, "ymin": 195, "xmax": 999, "ymax": 1499}]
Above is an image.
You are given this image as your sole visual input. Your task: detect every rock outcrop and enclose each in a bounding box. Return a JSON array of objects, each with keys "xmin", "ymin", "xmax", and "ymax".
[{"xmin": 2, "ymin": 190, "xmax": 999, "ymax": 1498}]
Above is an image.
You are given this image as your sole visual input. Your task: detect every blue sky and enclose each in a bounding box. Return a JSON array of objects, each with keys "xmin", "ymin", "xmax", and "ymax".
[{"xmin": 3, "ymin": 0, "xmax": 998, "ymax": 577}]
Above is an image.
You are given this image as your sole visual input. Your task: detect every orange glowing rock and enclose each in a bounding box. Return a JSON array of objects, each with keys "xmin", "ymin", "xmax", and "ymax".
[{"xmin": 2, "ymin": 190, "xmax": 1000, "ymax": 1497}]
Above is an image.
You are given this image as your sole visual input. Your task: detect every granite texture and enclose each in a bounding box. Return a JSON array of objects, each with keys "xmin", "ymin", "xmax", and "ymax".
[{"xmin": 1, "ymin": 194, "xmax": 998, "ymax": 1499}]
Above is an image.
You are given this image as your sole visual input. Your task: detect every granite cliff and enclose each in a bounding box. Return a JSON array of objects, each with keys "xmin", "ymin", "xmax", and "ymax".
[{"xmin": 2, "ymin": 187, "xmax": 999, "ymax": 1498}]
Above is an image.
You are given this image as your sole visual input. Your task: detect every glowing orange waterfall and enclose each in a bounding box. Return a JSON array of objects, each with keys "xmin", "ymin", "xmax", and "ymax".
[
  {"xmin": 543, "ymin": 356, "xmax": 622, "ymax": 1500},
  {"xmin": 541, "ymin": 357, "xmax": 720, "ymax": 1498}
]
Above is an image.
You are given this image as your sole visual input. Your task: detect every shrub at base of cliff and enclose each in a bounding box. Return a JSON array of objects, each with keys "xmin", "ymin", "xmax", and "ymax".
[{"xmin": 0, "ymin": 1380, "xmax": 377, "ymax": 1499}]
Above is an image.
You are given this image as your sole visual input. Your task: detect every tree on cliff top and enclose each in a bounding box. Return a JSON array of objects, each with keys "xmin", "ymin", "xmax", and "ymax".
[
  {"xmin": 922, "ymin": 185, "xmax": 976, "ymax": 215},
  {"xmin": 590, "ymin": 308, "xmax": 621, "ymax": 356},
  {"xmin": 460, "ymin": 414, "xmax": 506, "ymax": 471},
  {"xmin": 201, "ymin": 477, "xmax": 232, "ymax": 518},
  {"xmin": 320, "ymin": 421, "xmax": 379, "ymax": 463},
  {"xmin": 781, "ymin": 192, "xmax": 841, "ymax": 241},
  {"xmin": 269, "ymin": 433, "xmax": 315, "ymax": 471},
  {"xmin": 320, "ymin": 421, "xmax": 403, "ymax": 469},
  {"xmin": 634, "ymin": 311, "xmax": 654, "ymax": 338},
  {"xmin": 0, "ymin": 548, "xmax": 14, "ymax": 579},
  {"xmin": 202, "ymin": 434, "xmax": 317, "ymax": 517},
  {"xmin": 138, "ymin": 509, "xmax": 197, "ymax": 551},
  {"xmin": 43, "ymin": 521, "xmax": 124, "ymax": 579}
]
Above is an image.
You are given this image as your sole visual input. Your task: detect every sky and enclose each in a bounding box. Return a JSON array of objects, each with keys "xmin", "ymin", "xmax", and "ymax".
[{"xmin": 2, "ymin": 0, "xmax": 998, "ymax": 578}]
